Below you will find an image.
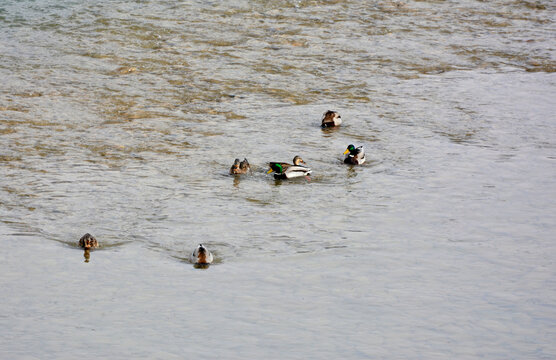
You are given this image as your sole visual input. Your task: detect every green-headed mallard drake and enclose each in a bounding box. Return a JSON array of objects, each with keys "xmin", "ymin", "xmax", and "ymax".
[
  {"xmin": 79, "ymin": 233, "xmax": 98, "ymax": 250},
  {"xmin": 267, "ymin": 155, "xmax": 312, "ymax": 179},
  {"xmin": 230, "ymin": 158, "xmax": 250, "ymax": 174},
  {"xmin": 321, "ymin": 110, "xmax": 342, "ymax": 128},
  {"xmin": 343, "ymin": 144, "xmax": 366, "ymax": 165},
  {"xmin": 190, "ymin": 244, "xmax": 214, "ymax": 265}
]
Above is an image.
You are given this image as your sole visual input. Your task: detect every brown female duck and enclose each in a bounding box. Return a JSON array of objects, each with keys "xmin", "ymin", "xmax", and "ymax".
[
  {"xmin": 230, "ymin": 158, "xmax": 250, "ymax": 174},
  {"xmin": 79, "ymin": 233, "xmax": 98, "ymax": 250}
]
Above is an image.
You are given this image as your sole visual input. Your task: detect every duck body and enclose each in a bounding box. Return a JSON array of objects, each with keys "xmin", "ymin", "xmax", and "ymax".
[
  {"xmin": 230, "ymin": 158, "xmax": 250, "ymax": 174},
  {"xmin": 343, "ymin": 144, "xmax": 366, "ymax": 165},
  {"xmin": 190, "ymin": 244, "xmax": 214, "ymax": 265},
  {"xmin": 321, "ymin": 110, "xmax": 342, "ymax": 128},
  {"xmin": 268, "ymin": 156, "xmax": 312, "ymax": 179},
  {"xmin": 79, "ymin": 233, "xmax": 98, "ymax": 250},
  {"xmin": 270, "ymin": 164, "xmax": 312, "ymax": 179}
]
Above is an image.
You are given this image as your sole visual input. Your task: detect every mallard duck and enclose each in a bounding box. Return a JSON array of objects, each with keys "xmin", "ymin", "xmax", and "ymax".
[
  {"xmin": 321, "ymin": 110, "xmax": 342, "ymax": 128},
  {"xmin": 230, "ymin": 158, "xmax": 241, "ymax": 174},
  {"xmin": 343, "ymin": 144, "xmax": 366, "ymax": 165},
  {"xmin": 267, "ymin": 155, "xmax": 312, "ymax": 179},
  {"xmin": 240, "ymin": 158, "xmax": 250, "ymax": 172},
  {"xmin": 79, "ymin": 233, "xmax": 98, "ymax": 250},
  {"xmin": 190, "ymin": 244, "xmax": 214, "ymax": 265},
  {"xmin": 230, "ymin": 158, "xmax": 251, "ymax": 174}
]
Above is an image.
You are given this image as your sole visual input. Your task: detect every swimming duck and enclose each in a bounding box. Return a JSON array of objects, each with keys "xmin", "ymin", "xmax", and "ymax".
[
  {"xmin": 79, "ymin": 233, "xmax": 98, "ymax": 250},
  {"xmin": 343, "ymin": 144, "xmax": 366, "ymax": 165},
  {"xmin": 190, "ymin": 244, "xmax": 214, "ymax": 265},
  {"xmin": 267, "ymin": 156, "xmax": 312, "ymax": 179},
  {"xmin": 230, "ymin": 158, "xmax": 251, "ymax": 174},
  {"xmin": 240, "ymin": 158, "xmax": 250, "ymax": 173},
  {"xmin": 321, "ymin": 110, "xmax": 342, "ymax": 128},
  {"xmin": 230, "ymin": 158, "xmax": 241, "ymax": 174}
]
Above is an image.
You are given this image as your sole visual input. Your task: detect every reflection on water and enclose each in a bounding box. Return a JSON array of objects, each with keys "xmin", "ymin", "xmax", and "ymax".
[
  {"xmin": 346, "ymin": 166, "xmax": 358, "ymax": 179},
  {"xmin": 232, "ymin": 174, "xmax": 242, "ymax": 188},
  {"xmin": 193, "ymin": 263, "xmax": 211, "ymax": 270},
  {"xmin": 0, "ymin": 0, "xmax": 555, "ymax": 358}
]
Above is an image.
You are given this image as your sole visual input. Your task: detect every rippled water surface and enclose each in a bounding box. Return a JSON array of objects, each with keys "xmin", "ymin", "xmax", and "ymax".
[{"xmin": 1, "ymin": 0, "xmax": 555, "ymax": 358}]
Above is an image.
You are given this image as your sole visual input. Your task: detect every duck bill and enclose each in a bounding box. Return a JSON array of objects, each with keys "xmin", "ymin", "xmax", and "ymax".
[
  {"xmin": 267, "ymin": 168, "xmax": 274, "ymax": 174},
  {"xmin": 343, "ymin": 149, "xmax": 350, "ymax": 155}
]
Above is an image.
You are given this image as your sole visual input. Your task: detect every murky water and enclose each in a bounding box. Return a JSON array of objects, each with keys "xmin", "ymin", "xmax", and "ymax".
[{"xmin": 1, "ymin": 0, "xmax": 555, "ymax": 358}]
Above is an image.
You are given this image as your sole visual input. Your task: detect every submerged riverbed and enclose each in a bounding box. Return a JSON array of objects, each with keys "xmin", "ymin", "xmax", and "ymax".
[{"xmin": 1, "ymin": 0, "xmax": 555, "ymax": 359}]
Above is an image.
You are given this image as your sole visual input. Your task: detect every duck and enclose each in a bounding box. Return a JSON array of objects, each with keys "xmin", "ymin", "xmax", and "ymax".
[
  {"xmin": 267, "ymin": 155, "xmax": 312, "ymax": 179},
  {"xmin": 190, "ymin": 244, "xmax": 214, "ymax": 265},
  {"xmin": 230, "ymin": 158, "xmax": 251, "ymax": 174},
  {"xmin": 321, "ymin": 110, "xmax": 342, "ymax": 128},
  {"xmin": 79, "ymin": 233, "xmax": 98, "ymax": 250},
  {"xmin": 343, "ymin": 144, "xmax": 366, "ymax": 165},
  {"xmin": 239, "ymin": 158, "xmax": 250, "ymax": 173},
  {"xmin": 230, "ymin": 158, "xmax": 241, "ymax": 174}
]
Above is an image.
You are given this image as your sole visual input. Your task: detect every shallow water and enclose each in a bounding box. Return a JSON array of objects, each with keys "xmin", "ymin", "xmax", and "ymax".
[{"xmin": 1, "ymin": 0, "xmax": 555, "ymax": 359}]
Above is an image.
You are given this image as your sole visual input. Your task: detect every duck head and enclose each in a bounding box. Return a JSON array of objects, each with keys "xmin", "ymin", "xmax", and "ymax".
[
  {"xmin": 267, "ymin": 163, "xmax": 283, "ymax": 174},
  {"xmin": 292, "ymin": 156, "xmax": 305, "ymax": 166},
  {"xmin": 343, "ymin": 144, "xmax": 356, "ymax": 155}
]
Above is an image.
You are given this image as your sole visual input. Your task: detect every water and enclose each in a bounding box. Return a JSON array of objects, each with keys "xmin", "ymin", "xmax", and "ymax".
[{"xmin": 1, "ymin": 0, "xmax": 555, "ymax": 358}]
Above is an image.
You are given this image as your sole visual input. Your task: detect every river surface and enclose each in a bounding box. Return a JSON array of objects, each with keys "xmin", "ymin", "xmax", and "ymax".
[{"xmin": 1, "ymin": 0, "xmax": 555, "ymax": 359}]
